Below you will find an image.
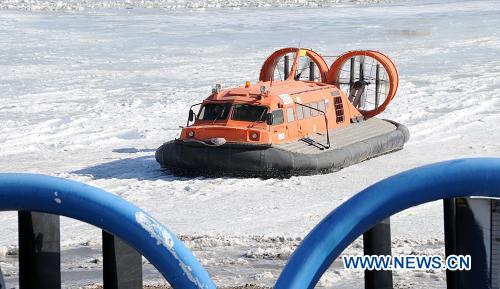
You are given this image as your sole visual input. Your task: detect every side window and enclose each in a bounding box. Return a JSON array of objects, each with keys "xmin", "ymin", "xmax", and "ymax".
[
  {"xmin": 272, "ymin": 110, "xmax": 284, "ymax": 125},
  {"xmin": 286, "ymin": 107, "xmax": 295, "ymax": 122},
  {"xmin": 303, "ymin": 105, "xmax": 311, "ymax": 118},
  {"xmin": 318, "ymin": 100, "xmax": 326, "ymax": 113},
  {"xmin": 311, "ymin": 102, "xmax": 319, "ymax": 116},
  {"xmin": 297, "ymin": 105, "xmax": 304, "ymax": 120}
]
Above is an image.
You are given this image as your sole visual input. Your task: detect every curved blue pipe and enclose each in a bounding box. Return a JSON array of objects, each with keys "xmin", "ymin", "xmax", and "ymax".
[
  {"xmin": 274, "ymin": 157, "xmax": 500, "ymax": 289},
  {"xmin": 0, "ymin": 174, "xmax": 216, "ymax": 289}
]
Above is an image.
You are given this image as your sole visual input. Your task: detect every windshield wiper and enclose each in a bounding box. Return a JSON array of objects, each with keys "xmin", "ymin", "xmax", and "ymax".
[
  {"xmin": 248, "ymin": 109, "xmax": 267, "ymax": 128},
  {"xmin": 211, "ymin": 107, "xmax": 226, "ymax": 125}
]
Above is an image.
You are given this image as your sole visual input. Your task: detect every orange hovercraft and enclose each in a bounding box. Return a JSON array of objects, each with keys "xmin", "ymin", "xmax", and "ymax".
[{"xmin": 156, "ymin": 48, "xmax": 409, "ymax": 177}]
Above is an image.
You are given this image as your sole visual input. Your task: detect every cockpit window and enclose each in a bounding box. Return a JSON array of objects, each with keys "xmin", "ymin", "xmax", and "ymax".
[
  {"xmin": 231, "ymin": 104, "xmax": 268, "ymax": 122},
  {"xmin": 271, "ymin": 110, "xmax": 284, "ymax": 125},
  {"xmin": 198, "ymin": 103, "xmax": 231, "ymax": 120}
]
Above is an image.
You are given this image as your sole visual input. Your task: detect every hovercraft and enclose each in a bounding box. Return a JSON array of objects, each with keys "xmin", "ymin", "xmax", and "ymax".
[{"xmin": 156, "ymin": 48, "xmax": 409, "ymax": 177}]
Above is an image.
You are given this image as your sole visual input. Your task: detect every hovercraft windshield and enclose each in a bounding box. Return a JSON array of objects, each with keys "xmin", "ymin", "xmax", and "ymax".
[
  {"xmin": 231, "ymin": 104, "xmax": 268, "ymax": 122},
  {"xmin": 198, "ymin": 103, "xmax": 231, "ymax": 121}
]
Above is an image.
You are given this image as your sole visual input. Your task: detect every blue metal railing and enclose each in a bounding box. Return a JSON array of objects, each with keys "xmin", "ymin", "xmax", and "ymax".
[
  {"xmin": 1, "ymin": 157, "xmax": 499, "ymax": 289},
  {"xmin": 0, "ymin": 174, "xmax": 215, "ymax": 289},
  {"xmin": 275, "ymin": 158, "xmax": 500, "ymax": 289}
]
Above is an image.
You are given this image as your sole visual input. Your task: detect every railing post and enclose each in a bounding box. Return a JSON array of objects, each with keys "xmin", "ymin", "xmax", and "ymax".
[
  {"xmin": 18, "ymin": 211, "xmax": 61, "ymax": 289},
  {"xmin": 0, "ymin": 262, "xmax": 6, "ymax": 289},
  {"xmin": 491, "ymin": 200, "xmax": 500, "ymax": 289},
  {"xmin": 363, "ymin": 218, "xmax": 393, "ymax": 289},
  {"xmin": 443, "ymin": 198, "xmax": 457, "ymax": 289},
  {"xmin": 103, "ymin": 231, "xmax": 142, "ymax": 289},
  {"xmin": 452, "ymin": 198, "xmax": 491, "ymax": 289}
]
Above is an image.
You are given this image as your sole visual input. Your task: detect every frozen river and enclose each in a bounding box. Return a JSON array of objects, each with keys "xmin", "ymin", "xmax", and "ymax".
[{"xmin": 0, "ymin": 0, "xmax": 499, "ymax": 287}]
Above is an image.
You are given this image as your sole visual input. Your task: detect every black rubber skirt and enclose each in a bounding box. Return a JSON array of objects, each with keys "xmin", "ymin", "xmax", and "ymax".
[{"xmin": 156, "ymin": 121, "xmax": 409, "ymax": 178}]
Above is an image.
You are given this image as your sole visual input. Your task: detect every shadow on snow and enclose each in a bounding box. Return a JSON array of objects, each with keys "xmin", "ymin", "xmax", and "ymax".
[{"xmin": 71, "ymin": 148, "xmax": 179, "ymax": 181}]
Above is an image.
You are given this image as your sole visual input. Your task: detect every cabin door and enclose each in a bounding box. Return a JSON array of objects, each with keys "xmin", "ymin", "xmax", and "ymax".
[
  {"xmin": 270, "ymin": 109, "xmax": 288, "ymax": 143},
  {"xmin": 284, "ymin": 105, "xmax": 299, "ymax": 139}
]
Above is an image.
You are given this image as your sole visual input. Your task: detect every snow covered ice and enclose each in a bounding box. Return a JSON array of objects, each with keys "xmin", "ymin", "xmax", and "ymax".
[
  {"xmin": 0, "ymin": 0, "xmax": 390, "ymax": 11},
  {"xmin": 0, "ymin": 0, "xmax": 500, "ymax": 288}
]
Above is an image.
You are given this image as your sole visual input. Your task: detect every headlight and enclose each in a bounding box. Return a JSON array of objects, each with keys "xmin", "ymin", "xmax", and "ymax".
[
  {"xmin": 188, "ymin": 131, "xmax": 195, "ymax": 137},
  {"xmin": 250, "ymin": 132, "xmax": 259, "ymax": 140}
]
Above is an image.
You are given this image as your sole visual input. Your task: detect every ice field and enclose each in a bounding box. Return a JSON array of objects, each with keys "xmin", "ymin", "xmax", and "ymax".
[{"xmin": 0, "ymin": 0, "xmax": 500, "ymax": 287}]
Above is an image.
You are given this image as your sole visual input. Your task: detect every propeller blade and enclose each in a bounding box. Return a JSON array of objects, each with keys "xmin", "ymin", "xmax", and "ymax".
[
  {"xmin": 349, "ymin": 57, "xmax": 355, "ymax": 101},
  {"xmin": 309, "ymin": 61, "xmax": 315, "ymax": 81},
  {"xmin": 375, "ymin": 63, "xmax": 380, "ymax": 108},
  {"xmin": 359, "ymin": 55, "xmax": 366, "ymax": 106},
  {"xmin": 359, "ymin": 55, "xmax": 365, "ymax": 81},
  {"xmin": 284, "ymin": 55, "xmax": 290, "ymax": 80}
]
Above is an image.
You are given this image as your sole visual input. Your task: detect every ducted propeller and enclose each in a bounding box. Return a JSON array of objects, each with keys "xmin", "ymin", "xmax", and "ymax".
[
  {"xmin": 259, "ymin": 47, "xmax": 329, "ymax": 83},
  {"xmin": 327, "ymin": 50, "xmax": 399, "ymax": 118}
]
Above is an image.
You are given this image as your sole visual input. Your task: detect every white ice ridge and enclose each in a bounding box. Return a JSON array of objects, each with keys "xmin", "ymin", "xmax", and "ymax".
[{"xmin": 0, "ymin": 0, "xmax": 391, "ymax": 11}]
